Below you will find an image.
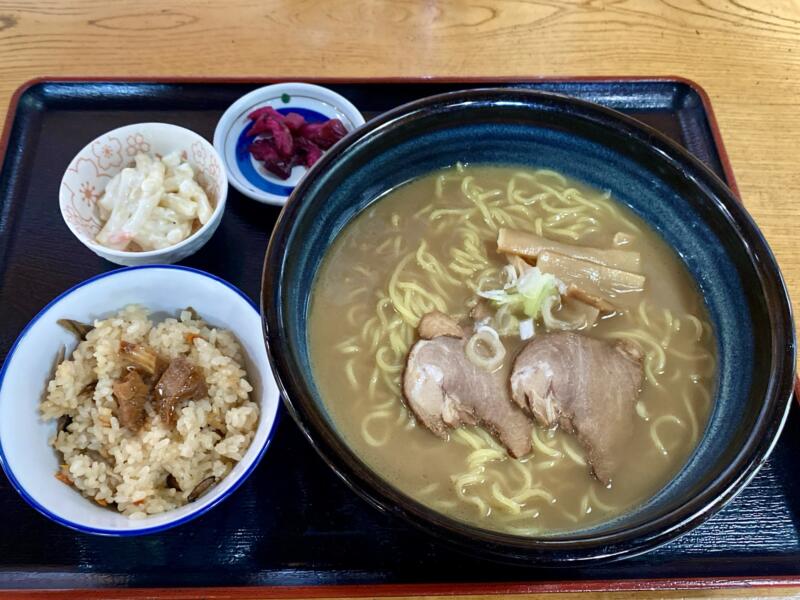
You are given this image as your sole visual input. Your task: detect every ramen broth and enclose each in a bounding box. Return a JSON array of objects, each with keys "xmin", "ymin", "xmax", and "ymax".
[{"xmin": 309, "ymin": 165, "xmax": 716, "ymax": 535}]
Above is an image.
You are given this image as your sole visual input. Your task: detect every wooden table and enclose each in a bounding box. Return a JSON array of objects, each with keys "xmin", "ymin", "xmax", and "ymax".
[{"xmin": 0, "ymin": 0, "xmax": 798, "ymax": 598}]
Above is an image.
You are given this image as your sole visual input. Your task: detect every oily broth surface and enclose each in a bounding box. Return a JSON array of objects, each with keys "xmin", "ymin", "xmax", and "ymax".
[{"xmin": 309, "ymin": 165, "xmax": 716, "ymax": 535}]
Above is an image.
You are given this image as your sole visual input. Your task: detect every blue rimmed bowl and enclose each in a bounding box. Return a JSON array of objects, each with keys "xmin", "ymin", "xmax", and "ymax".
[
  {"xmin": 214, "ymin": 82, "xmax": 365, "ymax": 205},
  {"xmin": 262, "ymin": 88, "xmax": 796, "ymax": 563},
  {"xmin": 0, "ymin": 266, "xmax": 281, "ymax": 535}
]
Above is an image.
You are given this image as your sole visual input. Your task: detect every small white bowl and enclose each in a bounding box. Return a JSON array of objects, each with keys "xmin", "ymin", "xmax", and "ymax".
[
  {"xmin": 214, "ymin": 82, "xmax": 365, "ymax": 206},
  {"xmin": 0, "ymin": 266, "xmax": 280, "ymax": 535},
  {"xmin": 60, "ymin": 123, "xmax": 228, "ymax": 266}
]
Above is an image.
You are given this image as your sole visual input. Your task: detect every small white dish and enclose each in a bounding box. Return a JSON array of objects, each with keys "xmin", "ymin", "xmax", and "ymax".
[
  {"xmin": 213, "ymin": 82, "xmax": 365, "ymax": 206},
  {"xmin": 60, "ymin": 123, "xmax": 228, "ymax": 266},
  {"xmin": 0, "ymin": 266, "xmax": 280, "ymax": 535}
]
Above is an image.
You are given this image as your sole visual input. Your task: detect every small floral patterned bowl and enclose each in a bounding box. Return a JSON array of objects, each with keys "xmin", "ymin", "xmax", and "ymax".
[{"xmin": 59, "ymin": 123, "xmax": 228, "ymax": 266}]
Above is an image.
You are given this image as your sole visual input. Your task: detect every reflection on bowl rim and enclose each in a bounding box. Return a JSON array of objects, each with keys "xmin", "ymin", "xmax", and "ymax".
[
  {"xmin": 262, "ymin": 88, "xmax": 796, "ymax": 563},
  {"xmin": 59, "ymin": 122, "xmax": 228, "ymax": 261},
  {"xmin": 0, "ymin": 264, "xmax": 280, "ymax": 536}
]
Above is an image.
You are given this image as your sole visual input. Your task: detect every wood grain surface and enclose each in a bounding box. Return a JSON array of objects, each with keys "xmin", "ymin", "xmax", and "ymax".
[{"xmin": 0, "ymin": 0, "xmax": 798, "ymax": 598}]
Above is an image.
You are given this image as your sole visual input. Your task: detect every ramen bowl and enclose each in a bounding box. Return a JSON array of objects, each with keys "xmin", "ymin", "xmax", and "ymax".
[{"xmin": 262, "ymin": 89, "xmax": 795, "ymax": 563}]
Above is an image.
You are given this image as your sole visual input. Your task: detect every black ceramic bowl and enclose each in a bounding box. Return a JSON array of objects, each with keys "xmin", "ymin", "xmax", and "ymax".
[{"xmin": 261, "ymin": 89, "xmax": 795, "ymax": 564}]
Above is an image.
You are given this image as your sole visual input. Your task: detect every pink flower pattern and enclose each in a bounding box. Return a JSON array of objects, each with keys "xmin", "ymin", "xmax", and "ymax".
[
  {"xmin": 126, "ymin": 133, "xmax": 151, "ymax": 156},
  {"xmin": 190, "ymin": 141, "xmax": 221, "ymax": 201},
  {"xmin": 191, "ymin": 142, "xmax": 207, "ymax": 165},
  {"xmin": 63, "ymin": 202, "xmax": 101, "ymax": 237},
  {"xmin": 79, "ymin": 181, "xmax": 99, "ymax": 206},
  {"xmin": 91, "ymin": 137, "xmax": 123, "ymax": 171}
]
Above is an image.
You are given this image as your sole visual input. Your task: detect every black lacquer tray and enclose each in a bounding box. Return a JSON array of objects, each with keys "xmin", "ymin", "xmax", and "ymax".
[{"xmin": 0, "ymin": 78, "xmax": 797, "ymax": 592}]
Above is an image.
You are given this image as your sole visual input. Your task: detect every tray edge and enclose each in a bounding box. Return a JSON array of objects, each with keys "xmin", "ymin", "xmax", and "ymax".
[
  {"xmin": 0, "ymin": 75, "xmax": 739, "ymax": 195},
  {"xmin": 4, "ymin": 575, "xmax": 800, "ymax": 598}
]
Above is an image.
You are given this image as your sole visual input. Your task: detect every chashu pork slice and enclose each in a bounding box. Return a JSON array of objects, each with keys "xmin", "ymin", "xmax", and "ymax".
[
  {"xmin": 403, "ymin": 320, "xmax": 533, "ymax": 458},
  {"xmin": 509, "ymin": 331, "xmax": 643, "ymax": 484}
]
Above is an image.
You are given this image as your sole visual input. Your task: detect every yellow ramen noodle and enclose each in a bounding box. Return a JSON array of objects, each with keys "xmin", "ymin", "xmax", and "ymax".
[{"xmin": 309, "ymin": 165, "xmax": 716, "ymax": 535}]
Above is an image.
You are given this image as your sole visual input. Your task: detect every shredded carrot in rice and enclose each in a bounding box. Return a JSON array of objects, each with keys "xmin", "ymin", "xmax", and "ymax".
[{"xmin": 55, "ymin": 471, "xmax": 72, "ymax": 485}]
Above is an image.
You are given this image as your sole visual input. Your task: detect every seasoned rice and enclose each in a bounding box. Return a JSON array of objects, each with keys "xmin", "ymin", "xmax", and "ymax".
[{"xmin": 40, "ymin": 305, "xmax": 258, "ymax": 518}]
